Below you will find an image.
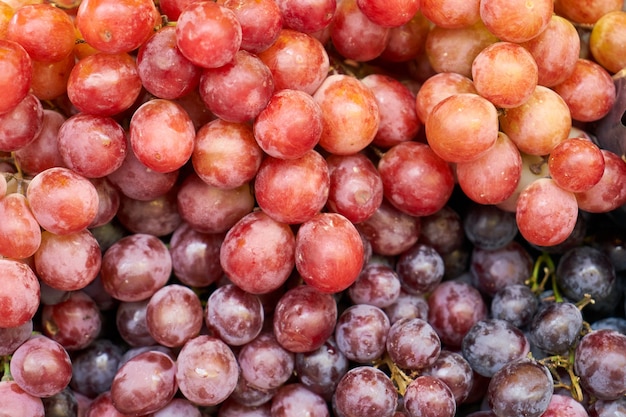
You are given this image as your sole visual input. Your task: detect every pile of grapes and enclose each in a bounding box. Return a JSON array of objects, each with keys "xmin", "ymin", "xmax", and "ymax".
[{"xmin": 1, "ymin": 0, "xmax": 626, "ymax": 415}]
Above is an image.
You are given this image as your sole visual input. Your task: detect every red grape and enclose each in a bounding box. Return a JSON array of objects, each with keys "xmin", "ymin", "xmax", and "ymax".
[
  {"xmin": 275, "ymin": 0, "xmax": 336, "ymax": 33},
  {"xmin": 175, "ymin": 1, "xmax": 242, "ymax": 69},
  {"xmin": 548, "ymin": 137, "xmax": 605, "ymax": 193},
  {"xmin": 30, "ymin": 52, "xmax": 75, "ymax": 101},
  {"xmin": 576, "ymin": 149, "xmax": 626, "ymax": 213},
  {"xmin": 0, "ymin": 92, "xmax": 43, "ymax": 152},
  {"xmin": 404, "ymin": 375, "xmax": 456, "ymax": 417},
  {"xmin": 238, "ymin": 332, "xmax": 295, "ymax": 390},
  {"xmin": 41, "ymin": 291, "xmax": 101, "ymax": 351},
  {"xmin": 13, "ymin": 109, "xmax": 65, "ymax": 175},
  {"xmin": 218, "ymin": 0, "xmax": 283, "ymax": 53},
  {"xmin": 386, "ymin": 317, "xmax": 441, "ymax": 370},
  {"xmin": 0, "ymin": 259, "xmax": 40, "ymax": 328},
  {"xmin": 415, "ymin": 72, "xmax": 477, "ymax": 123},
  {"xmin": 295, "ymin": 212, "xmax": 365, "ymax": 293},
  {"xmin": 420, "ymin": 0, "xmax": 480, "ymax": 28},
  {"xmin": 555, "ymin": 0, "xmax": 623, "ymax": 24},
  {"xmin": 0, "ymin": 39, "xmax": 32, "ymax": 115},
  {"xmin": 206, "ymin": 284, "xmax": 264, "ymax": 346},
  {"xmin": 480, "ymin": 0, "xmax": 553, "ymax": 43},
  {"xmin": 0, "ymin": 193, "xmax": 41, "ymax": 260},
  {"xmin": 516, "ymin": 178, "xmax": 578, "ymax": 247},
  {"xmin": 0, "ymin": 380, "xmax": 44, "ymax": 417},
  {"xmin": 379, "ymin": 12, "xmax": 430, "ymax": 62},
  {"xmin": 333, "ymin": 367, "xmax": 397, "ymax": 417},
  {"xmin": 356, "ymin": 0, "xmax": 420, "ymax": 28}
]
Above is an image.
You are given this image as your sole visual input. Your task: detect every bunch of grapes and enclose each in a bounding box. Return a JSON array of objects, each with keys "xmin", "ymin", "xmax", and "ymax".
[{"xmin": 0, "ymin": 0, "xmax": 625, "ymax": 416}]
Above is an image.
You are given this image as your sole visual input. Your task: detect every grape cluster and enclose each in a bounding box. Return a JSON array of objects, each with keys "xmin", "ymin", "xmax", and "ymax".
[{"xmin": 0, "ymin": 0, "xmax": 626, "ymax": 416}]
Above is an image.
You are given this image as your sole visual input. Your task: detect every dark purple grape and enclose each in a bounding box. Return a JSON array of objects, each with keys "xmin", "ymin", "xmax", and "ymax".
[
  {"xmin": 42, "ymin": 388, "xmax": 78, "ymax": 417},
  {"xmin": 556, "ymin": 246, "xmax": 617, "ymax": 309},
  {"xmin": 463, "ymin": 203, "xmax": 518, "ymax": 250},
  {"xmin": 0, "ymin": 319, "xmax": 32, "ymax": 355},
  {"xmin": 70, "ymin": 339, "xmax": 125, "ymax": 399},
  {"xmin": 588, "ymin": 396, "xmax": 626, "ymax": 417},
  {"xmin": 116, "ymin": 299, "xmax": 156, "ymax": 347},
  {"xmin": 574, "ymin": 329, "xmax": 626, "ymax": 400},
  {"xmin": 591, "ymin": 317, "xmax": 626, "ymax": 334},
  {"xmin": 334, "ymin": 304, "xmax": 390, "ymax": 363},
  {"xmin": 383, "ymin": 290, "xmax": 429, "ymax": 324},
  {"xmin": 395, "ymin": 243, "xmax": 445, "ymax": 295},
  {"xmin": 461, "ymin": 319, "xmax": 530, "ymax": 378},
  {"xmin": 490, "ymin": 284, "xmax": 538, "ymax": 329},
  {"xmin": 487, "ymin": 358, "xmax": 553, "ymax": 417},
  {"xmin": 529, "ymin": 301, "xmax": 583, "ymax": 355},
  {"xmin": 403, "ymin": 375, "xmax": 456, "ymax": 417},
  {"xmin": 333, "ymin": 366, "xmax": 397, "ymax": 417},
  {"xmin": 295, "ymin": 336, "xmax": 349, "ymax": 400},
  {"xmin": 591, "ymin": 228, "xmax": 626, "ymax": 272},
  {"xmin": 386, "ymin": 317, "xmax": 441, "ymax": 371},
  {"xmin": 421, "ymin": 350, "xmax": 473, "ymax": 404},
  {"xmin": 418, "ymin": 205, "xmax": 464, "ymax": 255},
  {"xmin": 470, "ymin": 241, "xmax": 532, "ymax": 297}
]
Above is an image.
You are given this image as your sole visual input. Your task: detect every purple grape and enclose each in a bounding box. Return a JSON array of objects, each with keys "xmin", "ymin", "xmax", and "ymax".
[
  {"xmin": 490, "ymin": 284, "xmax": 538, "ymax": 329},
  {"xmin": 333, "ymin": 366, "xmax": 397, "ymax": 417},
  {"xmin": 529, "ymin": 301, "xmax": 583, "ymax": 355},
  {"xmin": 421, "ymin": 350, "xmax": 474, "ymax": 404},
  {"xmin": 396, "ymin": 243, "xmax": 445, "ymax": 295},
  {"xmin": 403, "ymin": 375, "xmax": 456, "ymax": 417},
  {"xmin": 386, "ymin": 317, "xmax": 441, "ymax": 371},
  {"xmin": 270, "ymin": 383, "xmax": 330, "ymax": 417},
  {"xmin": 334, "ymin": 303, "xmax": 390, "ymax": 363},
  {"xmin": 463, "ymin": 203, "xmax": 518, "ymax": 250},
  {"xmin": 295, "ymin": 336, "xmax": 349, "ymax": 400}
]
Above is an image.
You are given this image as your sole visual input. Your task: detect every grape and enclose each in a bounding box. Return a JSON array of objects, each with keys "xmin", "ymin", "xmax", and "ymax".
[
  {"xmin": 420, "ymin": 0, "xmax": 480, "ymax": 28},
  {"xmin": 348, "ymin": 262, "xmax": 402, "ymax": 308},
  {"xmin": 326, "ymin": 152, "xmax": 384, "ymax": 224},
  {"xmin": 472, "ymin": 42, "xmax": 539, "ymax": 109},
  {"xmin": 218, "ymin": 0, "xmax": 283, "ymax": 54},
  {"xmin": 220, "ymin": 210, "xmax": 295, "ymax": 294},
  {"xmin": 146, "ymin": 284, "xmax": 203, "ymax": 348},
  {"xmin": 479, "ymin": 0, "xmax": 552, "ymax": 43},
  {"xmin": 548, "ymin": 137, "xmax": 605, "ymax": 193},
  {"xmin": 415, "ymin": 71, "xmax": 477, "ymax": 124},
  {"xmin": 490, "ymin": 284, "xmax": 538, "ymax": 329},
  {"xmin": 175, "ymin": 1, "xmax": 241, "ymax": 69},
  {"xmin": 335, "ymin": 304, "xmax": 390, "ymax": 363},
  {"xmin": 151, "ymin": 398, "xmax": 202, "ymax": 417},
  {"xmin": 515, "ymin": 178, "xmax": 579, "ymax": 247},
  {"xmin": 396, "ymin": 243, "xmax": 444, "ymax": 295},
  {"xmin": 270, "ymin": 383, "xmax": 330, "ymax": 417},
  {"xmin": 10, "ymin": 335, "xmax": 72, "ymax": 397},
  {"xmin": 176, "ymin": 335, "xmax": 239, "ymax": 406},
  {"xmin": 100, "ymin": 233, "xmax": 172, "ymax": 302},
  {"xmin": 188, "ymin": 117, "xmax": 260, "ymax": 190},
  {"xmin": 418, "ymin": 206, "xmax": 464, "ymax": 255},
  {"xmin": 110, "ymin": 350, "xmax": 178, "ymax": 415},
  {"xmin": 461, "ymin": 318, "xmax": 530, "ymax": 378},
  {"xmin": 206, "ymin": 284, "xmax": 264, "ymax": 346},
  {"xmin": 520, "ymin": 15, "xmax": 580, "ymax": 87},
  {"xmin": 0, "ymin": 319, "xmax": 32, "ymax": 355},
  {"xmin": 199, "ymin": 50, "xmax": 274, "ymax": 123},
  {"xmin": 361, "ymin": 74, "xmax": 420, "ymax": 148},
  {"xmin": 357, "ymin": 198, "xmax": 421, "ymax": 256},
  {"xmin": 41, "ymin": 291, "xmax": 101, "ymax": 351},
  {"xmin": 254, "ymin": 149, "xmax": 329, "ymax": 225},
  {"xmin": 575, "ymin": 149, "xmax": 626, "ymax": 213},
  {"xmin": 403, "ymin": 375, "xmax": 456, "ymax": 417},
  {"xmin": 238, "ymin": 332, "xmax": 295, "ymax": 390},
  {"xmin": 273, "ymin": 285, "xmax": 337, "ymax": 353},
  {"xmin": 496, "ymin": 152, "xmax": 551, "ymax": 213},
  {"xmin": 574, "ymin": 329, "xmax": 626, "ymax": 400},
  {"xmin": 295, "ymin": 336, "xmax": 350, "ymax": 399},
  {"xmin": 0, "ymin": 39, "xmax": 32, "ymax": 115},
  {"xmin": 107, "ymin": 148, "xmax": 179, "ymax": 201},
  {"xmin": 387, "ymin": 317, "xmax": 441, "ymax": 371},
  {"xmin": 378, "ymin": 141, "xmax": 455, "ymax": 217},
  {"xmin": 169, "ymin": 222, "xmax": 224, "ymax": 288},
  {"xmin": 7, "ymin": 3, "xmax": 75, "ymax": 63},
  {"xmin": 0, "ymin": 380, "xmax": 44, "ymax": 417},
  {"xmin": 0, "ymin": 92, "xmax": 43, "ymax": 152},
  {"xmin": 84, "ymin": 391, "xmax": 127, "ymax": 417},
  {"xmin": 384, "ymin": 290, "xmax": 429, "ymax": 324},
  {"xmin": 116, "ymin": 190, "xmax": 182, "ymax": 237},
  {"xmin": 67, "ymin": 52, "xmax": 143, "ymax": 117},
  {"xmin": 0, "ymin": 192, "xmax": 42, "ymax": 259},
  {"xmin": 129, "ymin": 98, "xmax": 195, "ymax": 174},
  {"xmin": 379, "ymin": 12, "xmax": 430, "ymax": 63},
  {"xmin": 590, "ymin": 11, "xmax": 626, "ymax": 74},
  {"xmin": 313, "ymin": 74, "xmax": 380, "ymax": 155},
  {"xmin": 34, "ymin": 229, "xmax": 101, "ymax": 291},
  {"xmin": 330, "ymin": 0, "xmax": 390, "ymax": 62},
  {"xmin": 588, "ymin": 397, "xmax": 626, "ymax": 417},
  {"xmin": 487, "ymin": 358, "xmax": 553, "ymax": 417},
  {"xmin": 333, "ymin": 366, "xmax": 397, "ymax": 417},
  {"xmin": 0, "ymin": 259, "xmax": 40, "ymax": 328},
  {"xmin": 295, "ymin": 212, "xmax": 365, "ymax": 293},
  {"xmin": 116, "ymin": 300, "xmax": 156, "ymax": 347},
  {"xmin": 136, "ymin": 26, "xmax": 201, "ymax": 100},
  {"xmin": 158, "ymin": 0, "xmax": 197, "ymax": 21},
  {"xmin": 463, "ymin": 203, "xmax": 518, "ymax": 250},
  {"xmin": 425, "ymin": 21, "xmax": 498, "ymax": 78},
  {"xmin": 42, "ymin": 388, "xmax": 78, "ymax": 417},
  {"xmin": 529, "ymin": 301, "xmax": 583, "ymax": 355},
  {"xmin": 230, "ymin": 375, "xmax": 277, "ymax": 407},
  {"xmin": 257, "ymin": 29, "xmax": 329, "ymax": 95},
  {"xmin": 470, "ymin": 241, "xmax": 532, "ymax": 297},
  {"xmin": 427, "ymin": 280, "xmax": 488, "ymax": 348},
  {"xmin": 76, "ymin": 0, "xmax": 158, "ymax": 54},
  {"xmin": 57, "ymin": 113, "xmax": 127, "ymax": 179},
  {"xmin": 555, "ymin": 0, "xmax": 623, "ymax": 24},
  {"xmin": 422, "ymin": 350, "xmax": 474, "ymax": 404},
  {"xmin": 177, "ymin": 173, "xmax": 255, "ymax": 234},
  {"xmin": 553, "ymin": 59, "xmax": 616, "ymax": 123},
  {"xmin": 556, "ymin": 246, "xmax": 617, "ymax": 307}
]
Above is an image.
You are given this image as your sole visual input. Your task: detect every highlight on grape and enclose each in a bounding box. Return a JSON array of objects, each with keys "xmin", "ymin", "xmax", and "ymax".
[{"xmin": 0, "ymin": 0, "xmax": 625, "ymax": 416}]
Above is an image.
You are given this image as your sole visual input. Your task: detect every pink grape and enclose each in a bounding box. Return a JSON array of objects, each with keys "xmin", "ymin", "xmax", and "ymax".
[
  {"xmin": 26, "ymin": 167, "xmax": 99, "ymax": 235},
  {"xmin": 116, "ymin": 190, "xmax": 182, "ymax": 237},
  {"xmin": 0, "ymin": 39, "xmax": 32, "ymax": 115},
  {"xmin": 0, "ymin": 380, "xmax": 44, "ymax": 417},
  {"xmin": 238, "ymin": 332, "xmax": 295, "ymax": 390},
  {"xmin": 0, "ymin": 92, "xmax": 43, "ymax": 152},
  {"xmin": 41, "ymin": 291, "xmax": 101, "ymax": 351},
  {"xmin": 0, "ymin": 193, "xmax": 42, "ymax": 260},
  {"xmin": 516, "ymin": 178, "xmax": 578, "ymax": 247},
  {"xmin": 275, "ymin": 0, "xmax": 336, "ymax": 33},
  {"xmin": 176, "ymin": 335, "xmax": 239, "ymax": 406},
  {"xmin": 129, "ymin": 98, "xmax": 195, "ymax": 174},
  {"xmin": 0, "ymin": 259, "xmax": 40, "ymax": 328},
  {"xmin": 175, "ymin": 1, "xmax": 242, "ymax": 69},
  {"xmin": 206, "ymin": 284, "xmax": 264, "ymax": 346},
  {"xmin": 10, "ymin": 335, "xmax": 72, "ymax": 398},
  {"xmin": 218, "ymin": 0, "xmax": 283, "ymax": 53}
]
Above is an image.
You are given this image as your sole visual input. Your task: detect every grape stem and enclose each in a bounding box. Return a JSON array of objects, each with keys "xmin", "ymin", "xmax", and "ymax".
[
  {"xmin": 1, "ymin": 356, "xmax": 12, "ymax": 382},
  {"xmin": 373, "ymin": 353, "xmax": 417, "ymax": 396},
  {"xmin": 527, "ymin": 253, "xmax": 559, "ymax": 300},
  {"xmin": 538, "ymin": 351, "xmax": 584, "ymax": 403}
]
